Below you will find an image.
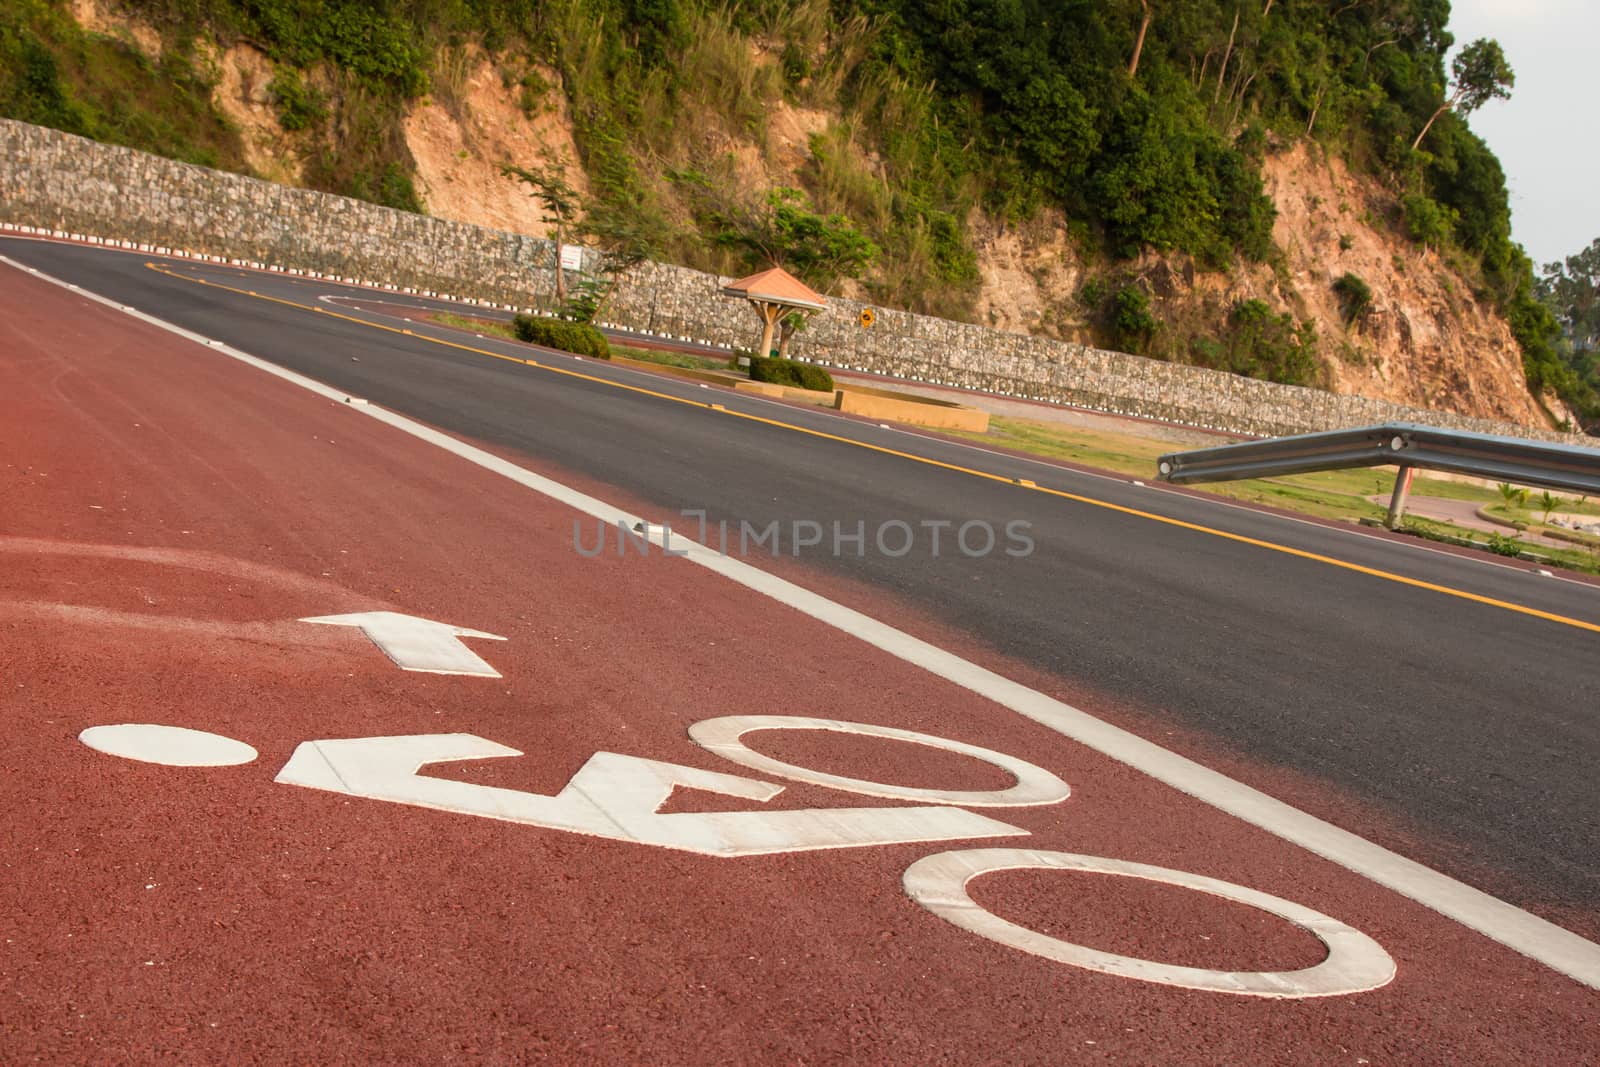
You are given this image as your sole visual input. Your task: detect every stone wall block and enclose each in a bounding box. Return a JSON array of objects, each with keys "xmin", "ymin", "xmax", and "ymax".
[{"xmin": 1, "ymin": 119, "xmax": 1591, "ymax": 446}]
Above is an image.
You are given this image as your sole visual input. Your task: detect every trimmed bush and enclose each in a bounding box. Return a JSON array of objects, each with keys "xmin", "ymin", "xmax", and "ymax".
[
  {"xmin": 749, "ymin": 355, "xmax": 835, "ymax": 392},
  {"xmin": 512, "ymin": 314, "xmax": 610, "ymax": 359},
  {"xmin": 796, "ymin": 363, "xmax": 835, "ymax": 391}
]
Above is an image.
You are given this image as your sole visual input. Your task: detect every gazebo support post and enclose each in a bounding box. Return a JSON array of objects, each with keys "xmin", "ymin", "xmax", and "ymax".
[{"xmin": 755, "ymin": 300, "xmax": 781, "ymax": 358}]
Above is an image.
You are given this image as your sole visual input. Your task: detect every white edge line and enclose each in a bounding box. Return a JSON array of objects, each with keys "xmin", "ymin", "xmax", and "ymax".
[{"xmin": 9, "ymin": 252, "xmax": 1598, "ymax": 991}]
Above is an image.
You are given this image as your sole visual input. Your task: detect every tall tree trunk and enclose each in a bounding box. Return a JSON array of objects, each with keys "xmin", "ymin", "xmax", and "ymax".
[
  {"xmin": 553, "ymin": 223, "xmax": 567, "ymax": 304},
  {"xmin": 591, "ymin": 273, "xmax": 623, "ymax": 323},
  {"xmin": 1128, "ymin": 0, "xmax": 1152, "ymax": 78},
  {"xmin": 1214, "ymin": 7, "xmax": 1240, "ymax": 104},
  {"xmin": 1231, "ymin": 71, "xmax": 1257, "ymax": 129},
  {"xmin": 1410, "ymin": 98, "xmax": 1452, "ymax": 151},
  {"xmin": 1305, "ymin": 83, "xmax": 1326, "ymax": 137}
]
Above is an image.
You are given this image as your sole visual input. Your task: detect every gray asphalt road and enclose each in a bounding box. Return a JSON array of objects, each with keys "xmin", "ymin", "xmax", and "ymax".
[{"xmin": 6, "ymin": 237, "xmax": 1597, "ymax": 927}]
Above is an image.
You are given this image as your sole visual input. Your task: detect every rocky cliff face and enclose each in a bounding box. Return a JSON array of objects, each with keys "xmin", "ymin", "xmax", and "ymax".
[
  {"xmin": 961, "ymin": 143, "xmax": 1562, "ymax": 429},
  {"xmin": 64, "ymin": 4, "xmax": 1562, "ymax": 431},
  {"xmin": 1259, "ymin": 144, "xmax": 1558, "ymax": 428}
]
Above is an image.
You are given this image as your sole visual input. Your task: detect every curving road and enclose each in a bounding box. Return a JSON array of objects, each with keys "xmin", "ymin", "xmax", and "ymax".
[
  {"xmin": 4, "ymin": 236, "xmax": 1596, "ymax": 923},
  {"xmin": 4, "ymin": 235, "xmax": 1600, "ymax": 1060}
]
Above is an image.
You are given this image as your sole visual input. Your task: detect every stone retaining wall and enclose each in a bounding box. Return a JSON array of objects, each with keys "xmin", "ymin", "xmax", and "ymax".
[{"xmin": 2, "ymin": 119, "xmax": 1590, "ymax": 446}]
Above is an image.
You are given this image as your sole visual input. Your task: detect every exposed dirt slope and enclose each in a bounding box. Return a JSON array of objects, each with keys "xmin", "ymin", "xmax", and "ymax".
[
  {"xmin": 404, "ymin": 52, "xmax": 589, "ymax": 238},
  {"xmin": 67, "ymin": 0, "xmax": 160, "ymax": 55},
  {"xmin": 209, "ymin": 43, "xmax": 304, "ymax": 186},
  {"xmin": 964, "ymin": 144, "xmax": 1558, "ymax": 428},
  {"xmin": 1261, "ymin": 144, "xmax": 1551, "ymax": 426}
]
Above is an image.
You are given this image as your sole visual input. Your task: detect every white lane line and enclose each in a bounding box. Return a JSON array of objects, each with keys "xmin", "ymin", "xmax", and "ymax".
[{"xmin": 10, "ymin": 254, "xmax": 1599, "ymax": 990}]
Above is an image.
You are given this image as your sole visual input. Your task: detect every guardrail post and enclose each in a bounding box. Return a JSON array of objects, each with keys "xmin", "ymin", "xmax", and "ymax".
[{"xmin": 1385, "ymin": 466, "xmax": 1415, "ymax": 530}]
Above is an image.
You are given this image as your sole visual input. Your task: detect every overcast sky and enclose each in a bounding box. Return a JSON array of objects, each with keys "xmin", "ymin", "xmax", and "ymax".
[{"xmin": 1446, "ymin": 0, "xmax": 1597, "ymax": 270}]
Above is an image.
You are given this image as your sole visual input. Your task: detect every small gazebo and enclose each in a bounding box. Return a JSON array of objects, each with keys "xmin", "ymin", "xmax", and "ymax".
[{"xmin": 720, "ymin": 267, "xmax": 826, "ymax": 359}]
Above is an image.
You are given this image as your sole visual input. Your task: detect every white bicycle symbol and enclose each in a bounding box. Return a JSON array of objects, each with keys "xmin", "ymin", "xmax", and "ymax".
[{"xmin": 82, "ymin": 713, "xmax": 1395, "ymax": 999}]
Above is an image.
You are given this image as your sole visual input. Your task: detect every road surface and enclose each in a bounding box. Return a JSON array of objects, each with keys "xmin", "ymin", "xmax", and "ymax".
[{"xmin": 2, "ymin": 236, "xmax": 1596, "ymax": 1061}]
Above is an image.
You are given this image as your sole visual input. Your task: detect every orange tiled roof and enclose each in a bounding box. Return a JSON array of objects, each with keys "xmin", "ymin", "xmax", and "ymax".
[{"xmin": 721, "ymin": 267, "xmax": 827, "ymax": 311}]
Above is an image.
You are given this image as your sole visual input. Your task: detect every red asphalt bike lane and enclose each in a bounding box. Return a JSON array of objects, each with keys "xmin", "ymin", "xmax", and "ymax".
[{"xmin": 2, "ymin": 265, "xmax": 1597, "ymax": 1063}]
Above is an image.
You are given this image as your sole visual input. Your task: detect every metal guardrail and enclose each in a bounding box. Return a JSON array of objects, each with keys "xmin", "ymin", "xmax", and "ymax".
[{"xmin": 1157, "ymin": 423, "xmax": 1600, "ymax": 529}]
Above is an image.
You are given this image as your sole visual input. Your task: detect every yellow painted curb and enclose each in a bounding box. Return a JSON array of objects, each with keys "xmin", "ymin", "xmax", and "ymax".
[
  {"xmin": 734, "ymin": 379, "xmax": 837, "ymax": 406},
  {"xmin": 836, "ymin": 389, "xmax": 990, "ymax": 432}
]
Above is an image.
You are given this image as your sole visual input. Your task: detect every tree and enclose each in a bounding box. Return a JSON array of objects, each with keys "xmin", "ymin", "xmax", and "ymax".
[
  {"xmin": 676, "ymin": 181, "xmax": 877, "ymax": 357},
  {"xmin": 699, "ymin": 186, "xmax": 877, "ymax": 359},
  {"xmin": 1536, "ymin": 237, "xmax": 1600, "ymax": 429},
  {"xmin": 1539, "ymin": 239, "xmax": 1600, "ymax": 353},
  {"xmin": 1402, "ymin": 193, "xmax": 1455, "ymax": 252},
  {"xmin": 1497, "ymin": 482, "xmax": 1529, "ymax": 511},
  {"xmin": 572, "ymin": 202, "xmax": 674, "ymax": 324},
  {"xmin": 1411, "ymin": 38, "xmax": 1514, "ymax": 151},
  {"xmin": 1128, "ymin": 1, "xmax": 1152, "ymax": 78},
  {"xmin": 777, "ymin": 312, "xmax": 807, "ymax": 358},
  {"xmin": 711, "ymin": 187, "xmax": 879, "ymax": 296},
  {"xmin": 501, "ymin": 161, "xmax": 583, "ymax": 303}
]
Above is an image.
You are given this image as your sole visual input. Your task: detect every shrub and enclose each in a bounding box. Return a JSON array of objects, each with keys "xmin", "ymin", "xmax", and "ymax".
[
  {"xmin": 1191, "ymin": 300, "xmax": 1320, "ymax": 386},
  {"xmin": 780, "ymin": 40, "xmax": 811, "ymax": 86},
  {"xmin": 1333, "ymin": 272, "xmax": 1373, "ymax": 325},
  {"xmin": 1486, "ymin": 532, "xmax": 1524, "ymax": 557},
  {"xmin": 749, "ymin": 355, "xmax": 834, "ymax": 392},
  {"xmin": 1496, "ymin": 482, "xmax": 1529, "ymax": 510},
  {"xmin": 1402, "ymin": 194, "xmax": 1456, "ymax": 250},
  {"xmin": 512, "ymin": 314, "xmax": 611, "ymax": 359},
  {"xmin": 1113, "ymin": 285, "xmax": 1158, "ymax": 353},
  {"xmin": 562, "ymin": 277, "xmax": 607, "ymax": 324},
  {"xmin": 795, "ymin": 363, "xmax": 836, "ymax": 391},
  {"xmin": 269, "ymin": 67, "xmax": 326, "ymax": 131},
  {"xmin": 1077, "ymin": 277, "xmax": 1106, "ymax": 310}
]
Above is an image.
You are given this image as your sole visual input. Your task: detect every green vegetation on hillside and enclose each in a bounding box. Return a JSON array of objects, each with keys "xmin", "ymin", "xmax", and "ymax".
[
  {"xmin": 851, "ymin": 1, "xmax": 1576, "ymax": 412},
  {"xmin": 2, "ymin": 0, "xmax": 1588, "ymax": 427},
  {"xmin": 1536, "ymin": 238, "xmax": 1600, "ymax": 427},
  {"xmin": 0, "ymin": 0, "xmax": 243, "ymax": 168}
]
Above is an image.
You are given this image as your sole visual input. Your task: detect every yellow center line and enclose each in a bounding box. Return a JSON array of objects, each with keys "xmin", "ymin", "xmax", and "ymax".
[{"xmin": 146, "ymin": 261, "xmax": 1600, "ymax": 636}]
